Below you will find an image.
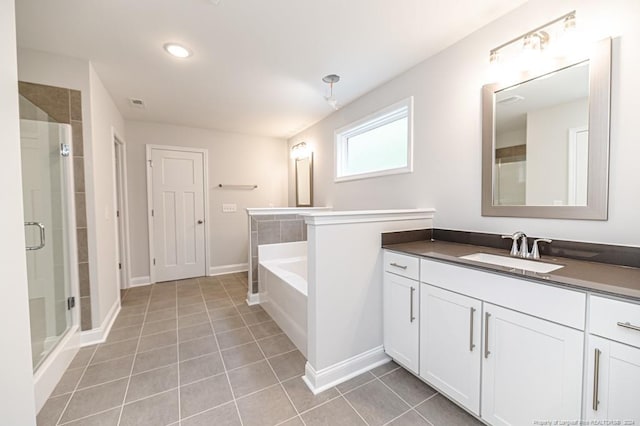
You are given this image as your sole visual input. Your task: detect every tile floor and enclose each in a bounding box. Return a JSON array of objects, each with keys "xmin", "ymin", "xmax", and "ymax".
[{"xmin": 37, "ymin": 273, "xmax": 481, "ymax": 426}]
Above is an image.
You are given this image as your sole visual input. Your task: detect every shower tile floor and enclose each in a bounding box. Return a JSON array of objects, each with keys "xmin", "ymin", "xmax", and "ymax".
[{"xmin": 37, "ymin": 273, "xmax": 480, "ymax": 426}]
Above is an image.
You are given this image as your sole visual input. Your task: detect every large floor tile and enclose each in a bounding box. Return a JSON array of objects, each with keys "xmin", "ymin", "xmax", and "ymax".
[
  {"xmin": 212, "ymin": 316, "xmax": 245, "ymax": 334},
  {"xmin": 387, "ymin": 409, "xmax": 430, "ymax": 426},
  {"xmin": 120, "ymin": 389, "xmax": 179, "ymax": 426},
  {"xmin": 78, "ymin": 355, "xmax": 134, "ymax": 389},
  {"xmin": 236, "ymin": 385, "xmax": 297, "ymax": 426},
  {"xmin": 125, "ymin": 364, "xmax": 178, "ymax": 402},
  {"xmin": 68, "ymin": 346, "xmax": 97, "ymax": 369},
  {"xmin": 91, "ymin": 339, "xmax": 137, "ymax": 364},
  {"xmin": 248, "ymin": 321, "xmax": 282, "ymax": 339},
  {"xmin": 379, "ymin": 368, "xmax": 437, "ymax": 406},
  {"xmin": 138, "ymin": 329, "xmax": 177, "ymax": 352},
  {"xmin": 51, "ymin": 367, "xmax": 84, "ymax": 397},
  {"xmin": 178, "ymin": 335, "xmax": 218, "ymax": 360},
  {"xmin": 256, "ymin": 333, "xmax": 295, "ymax": 358},
  {"xmin": 415, "ymin": 394, "xmax": 482, "ymax": 426},
  {"xmin": 216, "ymin": 327, "xmax": 254, "ymax": 350},
  {"xmin": 145, "ymin": 308, "xmax": 176, "ymax": 323},
  {"xmin": 37, "ymin": 393, "xmax": 71, "ymax": 426},
  {"xmin": 370, "ymin": 361, "xmax": 400, "ymax": 377},
  {"xmin": 227, "ymin": 360, "xmax": 278, "ymax": 398},
  {"xmin": 177, "ymin": 312, "xmax": 210, "ymax": 329},
  {"xmin": 61, "ymin": 407, "xmax": 121, "ymax": 426},
  {"xmin": 180, "ymin": 374, "xmax": 233, "ymax": 418},
  {"xmin": 178, "ymin": 323, "xmax": 213, "ymax": 343},
  {"xmin": 209, "ymin": 306, "xmax": 240, "ymax": 321},
  {"xmin": 343, "ymin": 380, "xmax": 410, "ymax": 426},
  {"xmin": 133, "ymin": 345, "xmax": 177, "ymax": 374},
  {"xmin": 179, "ymin": 352, "xmax": 225, "ymax": 385},
  {"xmin": 60, "ymin": 378, "xmax": 128, "ymax": 423},
  {"xmin": 141, "ymin": 318, "xmax": 176, "ymax": 336},
  {"xmin": 301, "ymin": 397, "xmax": 366, "ymax": 426},
  {"xmin": 105, "ymin": 325, "xmax": 142, "ymax": 344},
  {"xmin": 181, "ymin": 402, "xmax": 241, "ymax": 426},
  {"xmin": 221, "ymin": 342, "xmax": 264, "ymax": 370},
  {"xmin": 282, "ymin": 377, "xmax": 340, "ymax": 413},
  {"xmin": 267, "ymin": 350, "xmax": 306, "ymax": 381},
  {"xmin": 335, "ymin": 372, "xmax": 375, "ymax": 394}
]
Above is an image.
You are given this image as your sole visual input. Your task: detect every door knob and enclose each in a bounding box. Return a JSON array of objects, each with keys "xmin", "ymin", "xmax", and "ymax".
[{"xmin": 197, "ymin": 220, "xmax": 204, "ymax": 224}]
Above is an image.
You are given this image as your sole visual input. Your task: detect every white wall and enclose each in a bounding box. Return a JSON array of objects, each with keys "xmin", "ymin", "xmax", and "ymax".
[
  {"xmin": 88, "ymin": 63, "xmax": 125, "ymax": 325},
  {"xmin": 526, "ymin": 98, "xmax": 588, "ymax": 205},
  {"xmin": 124, "ymin": 121, "xmax": 288, "ymax": 281},
  {"xmin": 17, "ymin": 49, "xmax": 126, "ymax": 327},
  {"xmin": 0, "ymin": 0, "xmax": 37, "ymax": 422},
  {"xmin": 288, "ymin": 0, "xmax": 640, "ymax": 248}
]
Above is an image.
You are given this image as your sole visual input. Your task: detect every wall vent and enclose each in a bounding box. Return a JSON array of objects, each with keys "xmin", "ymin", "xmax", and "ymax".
[{"xmin": 129, "ymin": 98, "xmax": 146, "ymax": 109}]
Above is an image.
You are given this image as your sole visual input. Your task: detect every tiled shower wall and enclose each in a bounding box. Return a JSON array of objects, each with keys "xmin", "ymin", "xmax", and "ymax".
[
  {"xmin": 250, "ymin": 214, "xmax": 307, "ymax": 293},
  {"xmin": 18, "ymin": 82, "xmax": 93, "ymax": 331}
]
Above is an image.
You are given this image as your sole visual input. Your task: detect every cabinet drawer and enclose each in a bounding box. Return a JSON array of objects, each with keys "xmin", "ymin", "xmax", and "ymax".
[
  {"xmin": 384, "ymin": 251, "xmax": 419, "ymax": 280},
  {"xmin": 590, "ymin": 295, "xmax": 640, "ymax": 348}
]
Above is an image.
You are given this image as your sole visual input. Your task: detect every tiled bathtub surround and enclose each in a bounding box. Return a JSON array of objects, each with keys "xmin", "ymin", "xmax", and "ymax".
[
  {"xmin": 18, "ymin": 82, "xmax": 92, "ymax": 330},
  {"xmin": 38, "ymin": 273, "xmax": 475, "ymax": 426},
  {"xmin": 250, "ymin": 214, "xmax": 306, "ymax": 293}
]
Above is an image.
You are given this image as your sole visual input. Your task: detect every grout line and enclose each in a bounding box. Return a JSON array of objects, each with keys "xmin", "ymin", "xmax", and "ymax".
[
  {"xmin": 335, "ymin": 385, "xmax": 371, "ymax": 426},
  {"xmin": 54, "ymin": 345, "xmax": 99, "ymax": 426},
  {"xmin": 198, "ymin": 276, "xmax": 245, "ymax": 426},
  {"xmin": 115, "ymin": 279, "xmax": 155, "ymax": 425}
]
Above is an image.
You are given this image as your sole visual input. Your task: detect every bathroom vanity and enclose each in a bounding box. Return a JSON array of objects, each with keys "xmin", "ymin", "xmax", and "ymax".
[{"xmin": 382, "ymin": 239, "xmax": 640, "ymax": 425}]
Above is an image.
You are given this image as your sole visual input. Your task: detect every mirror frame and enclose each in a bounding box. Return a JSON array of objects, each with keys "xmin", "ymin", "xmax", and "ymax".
[
  {"xmin": 482, "ymin": 37, "xmax": 611, "ymax": 220},
  {"xmin": 295, "ymin": 153, "xmax": 313, "ymax": 207}
]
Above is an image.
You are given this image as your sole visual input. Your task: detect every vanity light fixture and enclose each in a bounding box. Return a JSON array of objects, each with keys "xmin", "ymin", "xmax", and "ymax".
[
  {"xmin": 489, "ymin": 11, "xmax": 578, "ymax": 74},
  {"xmin": 291, "ymin": 142, "xmax": 311, "ymax": 160},
  {"xmin": 322, "ymin": 74, "xmax": 341, "ymax": 110},
  {"xmin": 163, "ymin": 43, "xmax": 193, "ymax": 58}
]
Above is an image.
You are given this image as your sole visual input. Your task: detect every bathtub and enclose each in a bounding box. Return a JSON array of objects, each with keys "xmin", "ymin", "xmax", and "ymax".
[{"xmin": 258, "ymin": 241, "xmax": 307, "ymax": 357}]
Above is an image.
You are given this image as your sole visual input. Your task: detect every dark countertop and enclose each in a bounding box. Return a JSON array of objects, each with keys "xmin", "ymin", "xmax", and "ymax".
[{"xmin": 383, "ymin": 240, "xmax": 640, "ymax": 301}]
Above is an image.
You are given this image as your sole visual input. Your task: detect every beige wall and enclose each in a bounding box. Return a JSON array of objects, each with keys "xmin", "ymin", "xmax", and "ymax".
[
  {"xmin": 0, "ymin": 0, "xmax": 37, "ymax": 422},
  {"xmin": 288, "ymin": 0, "xmax": 640, "ymax": 248},
  {"xmin": 124, "ymin": 121, "xmax": 288, "ymax": 281}
]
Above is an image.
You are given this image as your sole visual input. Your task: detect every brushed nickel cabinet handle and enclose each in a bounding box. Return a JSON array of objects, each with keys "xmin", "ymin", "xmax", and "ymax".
[
  {"xmin": 617, "ymin": 321, "xmax": 640, "ymax": 333},
  {"xmin": 593, "ymin": 348, "xmax": 601, "ymax": 411},
  {"xmin": 390, "ymin": 262, "xmax": 408, "ymax": 270},
  {"xmin": 469, "ymin": 307, "xmax": 476, "ymax": 352},
  {"xmin": 410, "ymin": 287, "xmax": 416, "ymax": 323},
  {"xmin": 484, "ymin": 312, "xmax": 491, "ymax": 358}
]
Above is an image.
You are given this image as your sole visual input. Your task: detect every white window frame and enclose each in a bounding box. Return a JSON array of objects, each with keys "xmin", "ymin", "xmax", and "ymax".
[{"xmin": 334, "ymin": 96, "xmax": 413, "ymax": 182}]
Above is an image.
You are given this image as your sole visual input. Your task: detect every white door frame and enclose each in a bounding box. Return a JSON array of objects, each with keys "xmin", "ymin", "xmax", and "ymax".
[
  {"xmin": 145, "ymin": 144, "xmax": 211, "ymax": 284},
  {"xmin": 112, "ymin": 127, "xmax": 132, "ymax": 289}
]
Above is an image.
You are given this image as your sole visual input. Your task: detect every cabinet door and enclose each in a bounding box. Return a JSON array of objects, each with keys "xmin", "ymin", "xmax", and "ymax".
[
  {"xmin": 420, "ymin": 284, "xmax": 482, "ymax": 415},
  {"xmin": 383, "ymin": 272, "xmax": 419, "ymax": 373},
  {"xmin": 481, "ymin": 303, "xmax": 583, "ymax": 426},
  {"xmin": 586, "ymin": 335, "xmax": 640, "ymax": 424}
]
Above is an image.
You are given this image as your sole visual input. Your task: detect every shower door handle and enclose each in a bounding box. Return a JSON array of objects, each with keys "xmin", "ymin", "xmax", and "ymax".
[{"xmin": 24, "ymin": 222, "xmax": 46, "ymax": 251}]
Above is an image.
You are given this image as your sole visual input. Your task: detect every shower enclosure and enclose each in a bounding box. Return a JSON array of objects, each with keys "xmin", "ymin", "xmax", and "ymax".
[{"xmin": 19, "ymin": 95, "xmax": 79, "ymax": 409}]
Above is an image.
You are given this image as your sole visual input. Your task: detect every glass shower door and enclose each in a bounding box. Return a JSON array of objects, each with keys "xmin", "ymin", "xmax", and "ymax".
[{"xmin": 20, "ymin": 109, "xmax": 74, "ymax": 371}]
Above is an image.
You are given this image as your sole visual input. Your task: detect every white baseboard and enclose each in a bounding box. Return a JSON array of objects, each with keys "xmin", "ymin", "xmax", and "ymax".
[
  {"xmin": 129, "ymin": 276, "xmax": 151, "ymax": 287},
  {"xmin": 302, "ymin": 346, "xmax": 391, "ymax": 395},
  {"xmin": 34, "ymin": 326, "xmax": 80, "ymax": 413},
  {"xmin": 246, "ymin": 292, "xmax": 262, "ymax": 305},
  {"xmin": 209, "ymin": 263, "xmax": 248, "ymax": 276},
  {"xmin": 80, "ymin": 299, "xmax": 121, "ymax": 347}
]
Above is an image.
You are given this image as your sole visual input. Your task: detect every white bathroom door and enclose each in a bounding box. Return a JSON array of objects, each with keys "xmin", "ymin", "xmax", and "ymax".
[{"xmin": 149, "ymin": 147, "xmax": 207, "ymax": 282}]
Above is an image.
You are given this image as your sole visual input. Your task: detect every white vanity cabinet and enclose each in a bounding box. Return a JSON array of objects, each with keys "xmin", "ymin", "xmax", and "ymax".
[
  {"xmin": 383, "ymin": 252, "xmax": 420, "ymax": 374},
  {"xmin": 585, "ymin": 296, "xmax": 640, "ymax": 424},
  {"xmin": 420, "ymin": 284, "xmax": 482, "ymax": 415},
  {"xmin": 481, "ymin": 303, "xmax": 584, "ymax": 425}
]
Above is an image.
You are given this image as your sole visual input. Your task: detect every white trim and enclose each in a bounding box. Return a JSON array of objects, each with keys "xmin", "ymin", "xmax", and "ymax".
[
  {"xmin": 79, "ymin": 299, "xmax": 120, "ymax": 347},
  {"xmin": 112, "ymin": 128, "xmax": 132, "ymax": 289},
  {"xmin": 33, "ymin": 326, "xmax": 80, "ymax": 413},
  {"xmin": 209, "ymin": 263, "xmax": 248, "ymax": 276},
  {"xmin": 302, "ymin": 208, "xmax": 435, "ymax": 226},
  {"xmin": 146, "ymin": 144, "xmax": 211, "ymax": 284},
  {"xmin": 567, "ymin": 126, "xmax": 589, "ymax": 206},
  {"xmin": 246, "ymin": 207, "xmax": 332, "ymax": 216},
  {"xmin": 334, "ymin": 96, "xmax": 414, "ymax": 182},
  {"xmin": 246, "ymin": 292, "xmax": 262, "ymax": 305},
  {"xmin": 129, "ymin": 276, "xmax": 151, "ymax": 287},
  {"xmin": 302, "ymin": 346, "xmax": 391, "ymax": 394}
]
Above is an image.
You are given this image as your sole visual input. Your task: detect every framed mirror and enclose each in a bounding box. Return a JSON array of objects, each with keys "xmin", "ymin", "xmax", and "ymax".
[
  {"xmin": 295, "ymin": 153, "xmax": 313, "ymax": 207},
  {"xmin": 482, "ymin": 38, "xmax": 611, "ymax": 220}
]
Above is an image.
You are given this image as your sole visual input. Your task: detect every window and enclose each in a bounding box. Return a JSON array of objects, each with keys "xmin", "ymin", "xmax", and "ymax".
[{"xmin": 335, "ymin": 97, "xmax": 413, "ymax": 182}]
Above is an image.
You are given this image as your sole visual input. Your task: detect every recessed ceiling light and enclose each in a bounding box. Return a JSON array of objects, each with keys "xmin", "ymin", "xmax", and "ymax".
[{"xmin": 163, "ymin": 43, "xmax": 192, "ymax": 59}]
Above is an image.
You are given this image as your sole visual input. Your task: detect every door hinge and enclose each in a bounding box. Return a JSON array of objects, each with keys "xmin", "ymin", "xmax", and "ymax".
[
  {"xmin": 148, "ymin": 160, "xmax": 153, "ymax": 167},
  {"xmin": 67, "ymin": 296, "xmax": 76, "ymax": 310},
  {"xmin": 151, "ymin": 209, "xmax": 154, "ymax": 217},
  {"xmin": 118, "ymin": 262, "xmax": 122, "ymax": 270},
  {"xmin": 153, "ymin": 258, "xmax": 156, "ymax": 266},
  {"xmin": 116, "ymin": 210, "xmax": 120, "ymax": 218}
]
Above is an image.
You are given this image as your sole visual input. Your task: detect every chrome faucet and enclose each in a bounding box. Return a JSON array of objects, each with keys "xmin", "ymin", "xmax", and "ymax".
[{"xmin": 501, "ymin": 232, "xmax": 552, "ymax": 259}]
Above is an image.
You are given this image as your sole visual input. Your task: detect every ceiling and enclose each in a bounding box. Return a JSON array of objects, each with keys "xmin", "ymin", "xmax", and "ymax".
[{"xmin": 16, "ymin": 0, "xmax": 527, "ymax": 139}]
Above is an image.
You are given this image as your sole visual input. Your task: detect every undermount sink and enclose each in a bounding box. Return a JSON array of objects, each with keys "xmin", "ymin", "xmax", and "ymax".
[{"xmin": 459, "ymin": 253, "xmax": 564, "ymax": 274}]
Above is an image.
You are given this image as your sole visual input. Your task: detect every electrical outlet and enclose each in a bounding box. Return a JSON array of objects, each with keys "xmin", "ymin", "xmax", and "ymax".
[{"xmin": 222, "ymin": 203, "xmax": 237, "ymax": 213}]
